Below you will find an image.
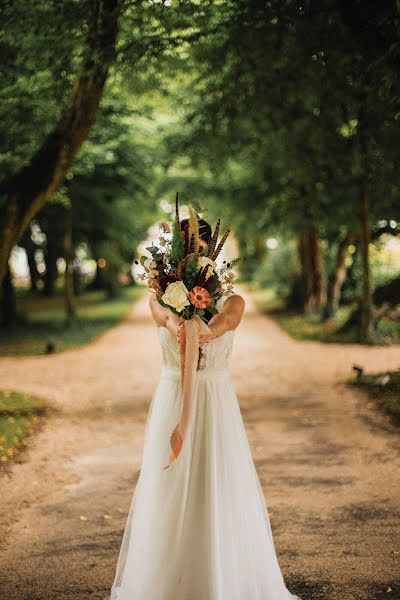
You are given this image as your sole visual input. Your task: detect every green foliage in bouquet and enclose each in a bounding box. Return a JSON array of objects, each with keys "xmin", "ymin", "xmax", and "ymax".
[
  {"xmin": 169, "ymin": 193, "xmax": 185, "ymax": 267},
  {"xmin": 137, "ymin": 193, "xmax": 238, "ymax": 324},
  {"xmin": 184, "ymin": 253, "xmax": 201, "ymax": 289},
  {"xmin": 217, "ymin": 257, "xmax": 241, "ymax": 276},
  {"xmin": 146, "ymin": 245, "xmax": 163, "ymax": 262}
]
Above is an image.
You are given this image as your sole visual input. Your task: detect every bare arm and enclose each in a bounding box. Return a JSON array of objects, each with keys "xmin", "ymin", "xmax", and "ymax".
[
  {"xmin": 149, "ymin": 292, "xmax": 245, "ymax": 347},
  {"xmin": 149, "ymin": 293, "xmax": 181, "ymax": 340},
  {"xmin": 199, "ymin": 294, "xmax": 245, "ymax": 346}
]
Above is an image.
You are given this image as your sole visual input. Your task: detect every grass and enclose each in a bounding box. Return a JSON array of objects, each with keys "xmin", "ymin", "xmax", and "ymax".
[
  {"xmin": 0, "ymin": 389, "xmax": 49, "ymax": 464},
  {"xmin": 0, "ymin": 286, "xmax": 144, "ymax": 356},
  {"xmin": 253, "ymin": 287, "xmax": 400, "ymax": 345},
  {"xmin": 350, "ymin": 371, "xmax": 400, "ymax": 423}
]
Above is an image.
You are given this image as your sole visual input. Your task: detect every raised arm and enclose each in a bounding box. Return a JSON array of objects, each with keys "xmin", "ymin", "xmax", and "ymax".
[
  {"xmin": 149, "ymin": 292, "xmax": 245, "ymax": 347},
  {"xmin": 148, "ymin": 293, "xmax": 181, "ymax": 340},
  {"xmin": 199, "ymin": 294, "xmax": 245, "ymax": 347}
]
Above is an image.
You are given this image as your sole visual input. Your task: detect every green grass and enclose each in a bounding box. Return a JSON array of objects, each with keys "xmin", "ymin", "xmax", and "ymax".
[
  {"xmin": 350, "ymin": 371, "xmax": 400, "ymax": 422},
  {"xmin": 0, "ymin": 286, "xmax": 143, "ymax": 356},
  {"xmin": 253, "ymin": 288, "xmax": 400, "ymax": 345},
  {"xmin": 0, "ymin": 390, "xmax": 49, "ymax": 463},
  {"xmin": 274, "ymin": 307, "xmax": 357, "ymax": 343}
]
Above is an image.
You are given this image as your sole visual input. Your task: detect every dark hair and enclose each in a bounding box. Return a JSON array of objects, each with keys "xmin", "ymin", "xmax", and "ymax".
[{"xmin": 180, "ymin": 218, "xmax": 212, "ymax": 245}]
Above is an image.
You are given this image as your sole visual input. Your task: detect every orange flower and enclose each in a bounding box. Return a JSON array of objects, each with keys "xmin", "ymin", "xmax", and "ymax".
[{"xmin": 189, "ymin": 286, "xmax": 211, "ymax": 309}]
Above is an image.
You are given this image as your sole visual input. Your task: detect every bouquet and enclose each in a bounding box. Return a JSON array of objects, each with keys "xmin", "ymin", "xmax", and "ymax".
[
  {"xmin": 138, "ymin": 194, "xmax": 238, "ymax": 323},
  {"xmin": 137, "ymin": 194, "xmax": 239, "ymax": 470}
]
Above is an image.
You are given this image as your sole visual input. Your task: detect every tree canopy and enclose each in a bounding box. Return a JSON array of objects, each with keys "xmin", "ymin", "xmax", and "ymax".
[{"xmin": 0, "ymin": 0, "xmax": 399, "ymax": 341}]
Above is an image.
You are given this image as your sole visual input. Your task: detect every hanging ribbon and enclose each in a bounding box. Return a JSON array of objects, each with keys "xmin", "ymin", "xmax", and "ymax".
[{"xmin": 162, "ymin": 315, "xmax": 212, "ymax": 470}]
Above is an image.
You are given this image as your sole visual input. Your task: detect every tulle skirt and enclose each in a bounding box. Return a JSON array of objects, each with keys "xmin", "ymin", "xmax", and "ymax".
[{"xmin": 108, "ymin": 366, "xmax": 301, "ymax": 600}]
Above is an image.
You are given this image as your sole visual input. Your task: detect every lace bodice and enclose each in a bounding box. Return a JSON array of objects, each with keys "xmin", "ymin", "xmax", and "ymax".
[
  {"xmin": 157, "ymin": 295, "xmax": 235, "ymax": 374},
  {"xmin": 158, "ymin": 327, "xmax": 235, "ymax": 373}
]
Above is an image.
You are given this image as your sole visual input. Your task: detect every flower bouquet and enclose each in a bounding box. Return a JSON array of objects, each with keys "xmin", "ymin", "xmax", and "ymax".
[
  {"xmin": 138, "ymin": 195, "xmax": 237, "ymax": 323},
  {"xmin": 137, "ymin": 194, "xmax": 239, "ymax": 469}
]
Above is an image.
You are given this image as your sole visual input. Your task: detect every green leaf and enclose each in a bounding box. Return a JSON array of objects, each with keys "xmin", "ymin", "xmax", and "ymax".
[
  {"xmin": 184, "ymin": 253, "xmax": 200, "ymax": 289},
  {"xmin": 170, "ymin": 215, "xmax": 185, "ymax": 266}
]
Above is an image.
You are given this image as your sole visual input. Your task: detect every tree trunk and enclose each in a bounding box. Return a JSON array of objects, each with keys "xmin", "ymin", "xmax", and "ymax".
[
  {"xmin": 90, "ymin": 260, "xmax": 106, "ymax": 291},
  {"xmin": 255, "ymin": 234, "xmax": 267, "ymax": 262},
  {"xmin": 63, "ymin": 208, "xmax": 76, "ymax": 327},
  {"xmin": 298, "ymin": 229, "xmax": 326, "ymax": 313},
  {"xmin": 1, "ymin": 268, "xmax": 17, "ymax": 328},
  {"xmin": 324, "ymin": 233, "xmax": 356, "ymax": 318},
  {"xmin": 0, "ymin": 0, "xmax": 120, "ymax": 287},
  {"xmin": 22, "ymin": 239, "xmax": 40, "ymax": 292},
  {"xmin": 43, "ymin": 238, "xmax": 59, "ymax": 296},
  {"xmin": 359, "ymin": 188, "xmax": 373, "ymax": 342},
  {"xmin": 324, "ymin": 220, "xmax": 397, "ymax": 321},
  {"xmin": 357, "ymin": 95, "xmax": 374, "ymax": 343}
]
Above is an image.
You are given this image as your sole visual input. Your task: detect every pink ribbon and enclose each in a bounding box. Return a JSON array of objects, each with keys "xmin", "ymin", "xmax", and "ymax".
[{"xmin": 162, "ymin": 315, "xmax": 212, "ymax": 470}]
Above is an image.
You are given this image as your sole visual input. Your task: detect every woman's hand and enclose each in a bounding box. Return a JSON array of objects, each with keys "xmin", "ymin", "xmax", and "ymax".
[
  {"xmin": 175, "ymin": 318, "xmax": 215, "ymax": 347},
  {"xmin": 165, "ymin": 312, "xmax": 181, "ymax": 342},
  {"xmin": 148, "ymin": 295, "xmax": 185, "ymax": 343}
]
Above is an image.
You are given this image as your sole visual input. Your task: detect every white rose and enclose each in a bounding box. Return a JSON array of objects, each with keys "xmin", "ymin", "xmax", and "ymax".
[{"xmin": 161, "ymin": 281, "xmax": 190, "ymax": 312}]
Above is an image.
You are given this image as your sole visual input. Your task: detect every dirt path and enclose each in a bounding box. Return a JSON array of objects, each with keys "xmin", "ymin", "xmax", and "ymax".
[{"xmin": 0, "ymin": 290, "xmax": 399, "ymax": 600}]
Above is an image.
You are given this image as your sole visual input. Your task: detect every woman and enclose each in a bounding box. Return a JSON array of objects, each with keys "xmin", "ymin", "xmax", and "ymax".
[{"xmin": 107, "ymin": 217, "xmax": 300, "ymax": 600}]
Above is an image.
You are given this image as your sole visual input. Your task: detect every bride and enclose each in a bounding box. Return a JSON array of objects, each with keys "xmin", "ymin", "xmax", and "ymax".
[{"xmin": 107, "ymin": 203, "xmax": 300, "ymax": 600}]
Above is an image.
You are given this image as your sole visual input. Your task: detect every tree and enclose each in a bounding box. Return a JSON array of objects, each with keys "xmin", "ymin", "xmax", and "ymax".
[
  {"xmin": 0, "ymin": 0, "xmax": 121, "ymax": 286},
  {"xmin": 0, "ymin": 0, "xmax": 208, "ymax": 289},
  {"xmin": 161, "ymin": 0, "xmax": 400, "ymax": 337}
]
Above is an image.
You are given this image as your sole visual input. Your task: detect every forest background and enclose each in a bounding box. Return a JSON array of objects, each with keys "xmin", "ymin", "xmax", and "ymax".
[{"xmin": 0, "ymin": 0, "xmax": 399, "ymax": 352}]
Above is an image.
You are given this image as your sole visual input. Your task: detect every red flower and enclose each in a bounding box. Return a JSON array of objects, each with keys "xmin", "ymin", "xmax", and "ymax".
[{"xmin": 189, "ymin": 286, "xmax": 211, "ymax": 309}]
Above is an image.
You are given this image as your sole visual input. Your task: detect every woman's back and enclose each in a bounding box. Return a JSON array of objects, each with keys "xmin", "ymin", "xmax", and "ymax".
[
  {"xmin": 157, "ymin": 294, "xmax": 235, "ymax": 375},
  {"xmin": 158, "ymin": 326, "xmax": 235, "ymax": 372}
]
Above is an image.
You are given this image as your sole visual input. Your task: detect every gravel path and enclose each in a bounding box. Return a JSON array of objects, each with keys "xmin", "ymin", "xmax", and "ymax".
[{"xmin": 0, "ymin": 290, "xmax": 399, "ymax": 600}]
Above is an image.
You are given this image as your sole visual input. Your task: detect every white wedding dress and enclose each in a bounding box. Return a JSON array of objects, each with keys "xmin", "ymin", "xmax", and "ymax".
[{"xmin": 108, "ymin": 295, "xmax": 300, "ymax": 600}]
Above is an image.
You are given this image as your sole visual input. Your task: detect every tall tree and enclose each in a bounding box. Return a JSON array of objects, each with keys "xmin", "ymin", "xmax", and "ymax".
[
  {"xmin": 0, "ymin": 0, "xmax": 121, "ymax": 286},
  {"xmin": 163, "ymin": 0, "xmax": 400, "ymax": 333}
]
